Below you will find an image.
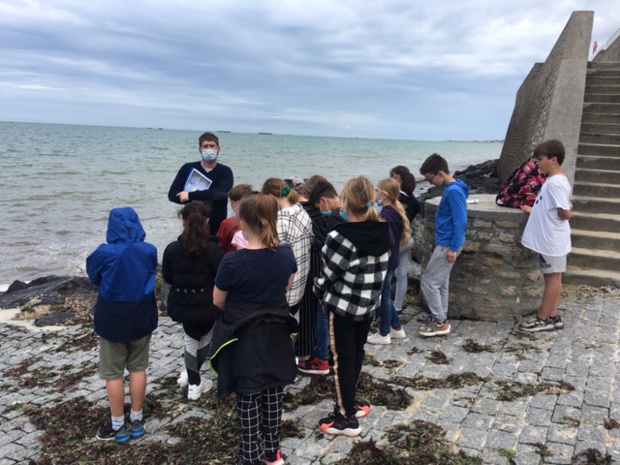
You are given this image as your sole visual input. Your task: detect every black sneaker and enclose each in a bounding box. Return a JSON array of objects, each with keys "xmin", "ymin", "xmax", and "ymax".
[
  {"xmin": 96, "ymin": 423, "xmax": 130, "ymax": 443},
  {"xmin": 550, "ymin": 315, "xmax": 564, "ymax": 329},
  {"xmin": 519, "ymin": 316, "xmax": 555, "ymax": 332},
  {"xmin": 354, "ymin": 401, "xmax": 371, "ymax": 418},
  {"xmin": 318, "ymin": 412, "xmax": 361, "ymax": 437},
  {"xmin": 130, "ymin": 419, "xmax": 145, "ymax": 439}
]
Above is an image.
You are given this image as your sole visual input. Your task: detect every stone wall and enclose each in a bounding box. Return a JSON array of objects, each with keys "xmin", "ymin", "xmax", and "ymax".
[
  {"xmin": 415, "ymin": 195, "xmax": 542, "ymax": 322},
  {"xmin": 497, "ymin": 11, "xmax": 593, "ymax": 185},
  {"xmin": 593, "ymin": 28, "xmax": 620, "ymax": 62}
]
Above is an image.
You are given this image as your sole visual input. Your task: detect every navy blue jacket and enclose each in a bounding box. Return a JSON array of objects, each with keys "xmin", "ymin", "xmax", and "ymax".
[{"xmin": 86, "ymin": 207, "xmax": 158, "ymax": 343}]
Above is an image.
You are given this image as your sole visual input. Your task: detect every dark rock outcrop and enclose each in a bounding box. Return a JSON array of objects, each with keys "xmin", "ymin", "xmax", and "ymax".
[{"xmin": 0, "ymin": 276, "xmax": 96, "ymax": 309}]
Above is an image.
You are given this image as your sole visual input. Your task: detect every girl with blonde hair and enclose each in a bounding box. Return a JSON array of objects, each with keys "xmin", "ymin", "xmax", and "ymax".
[
  {"xmin": 367, "ymin": 177, "xmax": 410, "ymax": 345},
  {"xmin": 389, "ymin": 166, "xmax": 420, "ymax": 313},
  {"xmin": 314, "ymin": 176, "xmax": 390, "ymax": 437}
]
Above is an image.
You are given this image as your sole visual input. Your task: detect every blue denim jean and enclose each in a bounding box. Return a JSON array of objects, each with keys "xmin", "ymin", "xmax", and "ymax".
[
  {"xmin": 379, "ymin": 269, "xmax": 402, "ymax": 336},
  {"xmin": 315, "ymin": 303, "xmax": 330, "ymax": 360}
]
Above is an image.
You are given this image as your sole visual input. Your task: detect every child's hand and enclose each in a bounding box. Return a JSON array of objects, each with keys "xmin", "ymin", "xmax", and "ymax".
[
  {"xmin": 520, "ymin": 205, "xmax": 532, "ymax": 214},
  {"xmin": 447, "ymin": 251, "xmax": 458, "ymax": 264}
]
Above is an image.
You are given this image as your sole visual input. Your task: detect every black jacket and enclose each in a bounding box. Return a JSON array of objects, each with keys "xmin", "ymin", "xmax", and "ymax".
[
  {"xmin": 209, "ymin": 298, "xmax": 298, "ymax": 400},
  {"xmin": 162, "ymin": 237, "xmax": 224, "ymax": 325}
]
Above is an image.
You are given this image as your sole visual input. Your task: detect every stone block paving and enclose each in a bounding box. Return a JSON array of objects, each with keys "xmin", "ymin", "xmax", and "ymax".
[{"xmin": 1, "ymin": 289, "xmax": 619, "ymax": 464}]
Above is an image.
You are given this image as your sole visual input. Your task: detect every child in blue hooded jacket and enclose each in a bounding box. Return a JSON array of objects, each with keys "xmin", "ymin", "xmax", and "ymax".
[
  {"xmin": 86, "ymin": 207, "xmax": 158, "ymax": 443},
  {"xmin": 418, "ymin": 154, "xmax": 469, "ymax": 337}
]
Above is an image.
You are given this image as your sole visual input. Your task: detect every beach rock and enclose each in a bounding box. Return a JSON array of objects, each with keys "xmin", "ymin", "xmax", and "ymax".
[
  {"xmin": 0, "ymin": 276, "xmax": 96, "ymax": 309},
  {"xmin": 34, "ymin": 312, "xmax": 75, "ymax": 327}
]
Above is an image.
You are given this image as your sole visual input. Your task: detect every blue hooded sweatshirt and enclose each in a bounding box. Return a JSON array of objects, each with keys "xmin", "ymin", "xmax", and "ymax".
[
  {"xmin": 86, "ymin": 207, "xmax": 158, "ymax": 343},
  {"xmin": 435, "ymin": 180, "xmax": 470, "ymax": 252}
]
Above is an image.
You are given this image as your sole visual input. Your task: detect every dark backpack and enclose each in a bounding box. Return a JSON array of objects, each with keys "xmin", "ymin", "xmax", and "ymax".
[{"xmin": 496, "ymin": 160, "xmax": 547, "ymax": 208}]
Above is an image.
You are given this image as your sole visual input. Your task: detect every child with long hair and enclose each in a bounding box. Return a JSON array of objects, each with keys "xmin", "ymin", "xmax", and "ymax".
[
  {"xmin": 217, "ymin": 184, "xmax": 255, "ymax": 254},
  {"xmin": 210, "ymin": 194, "xmax": 298, "ymax": 465},
  {"xmin": 162, "ymin": 201, "xmax": 224, "ymax": 400},
  {"xmin": 367, "ymin": 178, "xmax": 411, "ymax": 344},
  {"xmin": 389, "ymin": 166, "xmax": 421, "ymax": 313},
  {"xmin": 314, "ymin": 176, "xmax": 390, "ymax": 437}
]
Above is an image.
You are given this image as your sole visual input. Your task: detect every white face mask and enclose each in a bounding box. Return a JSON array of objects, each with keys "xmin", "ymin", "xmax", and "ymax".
[{"xmin": 201, "ymin": 149, "xmax": 218, "ymax": 163}]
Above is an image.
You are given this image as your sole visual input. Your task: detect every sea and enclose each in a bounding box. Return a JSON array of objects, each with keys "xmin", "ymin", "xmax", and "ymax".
[{"xmin": 0, "ymin": 121, "xmax": 502, "ymax": 286}]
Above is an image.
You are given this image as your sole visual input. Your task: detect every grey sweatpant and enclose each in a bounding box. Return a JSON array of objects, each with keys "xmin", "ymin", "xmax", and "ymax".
[{"xmin": 420, "ymin": 246, "xmax": 456, "ymax": 323}]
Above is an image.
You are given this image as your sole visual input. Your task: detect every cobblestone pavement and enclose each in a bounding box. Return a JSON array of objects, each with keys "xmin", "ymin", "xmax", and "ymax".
[{"xmin": 1, "ymin": 288, "xmax": 619, "ymax": 465}]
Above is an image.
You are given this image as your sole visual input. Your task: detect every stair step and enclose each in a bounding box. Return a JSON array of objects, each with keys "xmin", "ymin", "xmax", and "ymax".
[
  {"xmin": 572, "ymin": 195, "xmax": 620, "ymax": 215},
  {"xmin": 576, "ymin": 155, "xmax": 620, "ymax": 170},
  {"xmin": 580, "ymin": 112, "xmax": 620, "ymax": 125},
  {"xmin": 580, "ymin": 122, "xmax": 620, "ymax": 135},
  {"xmin": 585, "ymin": 94, "xmax": 620, "ymax": 104},
  {"xmin": 569, "ymin": 247, "xmax": 620, "ymax": 272},
  {"xmin": 587, "ymin": 68, "xmax": 620, "ymax": 77},
  {"xmin": 573, "ymin": 181, "xmax": 620, "ymax": 197},
  {"xmin": 563, "ymin": 268, "xmax": 620, "ymax": 288},
  {"xmin": 570, "ymin": 211, "xmax": 620, "ymax": 233},
  {"xmin": 578, "ymin": 142, "xmax": 620, "ymax": 157},
  {"xmin": 573, "ymin": 167, "xmax": 620, "ymax": 184},
  {"xmin": 586, "ymin": 84, "xmax": 620, "ymax": 94},
  {"xmin": 583, "ymin": 102, "xmax": 620, "ymax": 115},
  {"xmin": 579, "ymin": 132, "xmax": 620, "ymax": 145},
  {"xmin": 571, "ymin": 228, "xmax": 620, "ymax": 249},
  {"xmin": 586, "ymin": 77, "xmax": 620, "ymax": 87},
  {"xmin": 588, "ymin": 61, "xmax": 620, "ymax": 70}
]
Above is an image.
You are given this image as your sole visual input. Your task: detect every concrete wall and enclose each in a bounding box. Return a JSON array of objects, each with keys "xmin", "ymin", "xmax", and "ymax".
[
  {"xmin": 416, "ymin": 195, "xmax": 542, "ymax": 322},
  {"xmin": 497, "ymin": 11, "xmax": 593, "ymax": 185},
  {"xmin": 593, "ymin": 28, "xmax": 620, "ymax": 62}
]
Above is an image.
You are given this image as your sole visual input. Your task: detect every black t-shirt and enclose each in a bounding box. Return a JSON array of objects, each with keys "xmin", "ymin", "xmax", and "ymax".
[{"xmin": 215, "ymin": 245, "xmax": 297, "ymax": 302}]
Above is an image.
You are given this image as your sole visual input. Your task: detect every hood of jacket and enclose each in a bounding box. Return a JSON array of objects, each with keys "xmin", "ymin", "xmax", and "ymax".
[
  {"xmin": 334, "ymin": 221, "xmax": 391, "ymax": 256},
  {"xmin": 445, "ymin": 179, "xmax": 470, "ymax": 199},
  {"xmin": 106, "ymin": 207, "xmax": 146, "ymax": 244}
]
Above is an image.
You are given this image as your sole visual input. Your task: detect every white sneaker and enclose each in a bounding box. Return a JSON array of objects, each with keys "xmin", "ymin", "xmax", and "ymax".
[
  {"xmin": 177, "ymin": 369, "xmax": 189, "ymax": 388},
  {"xmin": 367, "ymin": 332, "xmax": 391, "ymax": 345},
  {"xmin": 390, "ymin": 328, "xmax": 407, "ymax": 339},
  {"xmin": 187, "ymin": 378, "xmax": 213, "ymax": 400}
]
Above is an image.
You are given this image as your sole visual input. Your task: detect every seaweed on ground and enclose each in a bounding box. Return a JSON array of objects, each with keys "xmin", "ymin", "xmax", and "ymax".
[
  {"xmin": 390, "ymin": 372, "xmax": 486, "ymax": 391},
  {"xmin": 461, "ymin": 339, "xmax": 496, "ymax": 353},
  {"xmin": 283, "ymin": 372, "xmax": 413, "ymax": 412},
  {"xmin": 571, "ymin": 448, "xmax": 612, "ymax": 465},
  {"xmin": 428, "ymin": 350, "xmax": 450, "ymax": 364},
  {"xmin": 340, "ymin": 421, "xmax": 482, "ymax": 465},
  {"xmin": 492, "ymin": 380, "xmax": 574, "ymax": 401}
]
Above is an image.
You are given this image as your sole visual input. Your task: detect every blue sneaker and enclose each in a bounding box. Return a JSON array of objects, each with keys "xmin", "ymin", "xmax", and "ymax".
[
  {"xmin": 96, "ymin": 422, "xmax": 130, "ymax": 443},
  {"xmin": 130, "ymin": 419, "xmax": 145, "ymax": 439}
]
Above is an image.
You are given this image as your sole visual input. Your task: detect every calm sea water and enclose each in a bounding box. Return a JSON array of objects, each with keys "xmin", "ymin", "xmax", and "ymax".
[{"xmin": 0, "ymin": 122, "xmax": 502, "ymax": 285}]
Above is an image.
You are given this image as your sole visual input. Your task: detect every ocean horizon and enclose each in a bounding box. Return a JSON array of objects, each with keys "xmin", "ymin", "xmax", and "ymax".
[{"xmin": 0, "ymin": 121, "xmax": 503, "ymax": 285}]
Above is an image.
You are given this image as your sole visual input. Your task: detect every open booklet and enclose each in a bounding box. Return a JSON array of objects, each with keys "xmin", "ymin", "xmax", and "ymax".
[{"xmin": 184, "ymin": 168, "xmax": 213, "ymax": 192}]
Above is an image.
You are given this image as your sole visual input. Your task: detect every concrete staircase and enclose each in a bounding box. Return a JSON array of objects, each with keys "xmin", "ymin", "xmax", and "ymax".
[{"xmin": 566, "ymin": 61, "xmax": 620, "ymax": 287}]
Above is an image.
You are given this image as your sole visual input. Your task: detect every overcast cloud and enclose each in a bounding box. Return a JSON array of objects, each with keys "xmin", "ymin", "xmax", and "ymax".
[{"xmin": 0, "ymin": 0, "xmax": 618, "ymax": 140}]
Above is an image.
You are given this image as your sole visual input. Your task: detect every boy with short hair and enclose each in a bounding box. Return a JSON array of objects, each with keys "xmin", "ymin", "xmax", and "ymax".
[
  {"xmin": 217, "ymin": 184, "xmax": 254, "ymax": 254},
  {"xmin": 418, "ymin": 154, "xmax": 469, "ymax": 337},
  {"xmin": 86, "ymin": 207, "xmax": 158, "ymax": 442},
  {"xmin": 520, "ymin": 140, "xmax": 572, "ymax": 332}
]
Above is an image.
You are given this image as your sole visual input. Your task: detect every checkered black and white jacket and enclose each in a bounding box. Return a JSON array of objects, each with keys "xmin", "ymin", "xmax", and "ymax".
[{"xmin": 314, "ymin": 221, "xmax": 390, "ymax": 321}]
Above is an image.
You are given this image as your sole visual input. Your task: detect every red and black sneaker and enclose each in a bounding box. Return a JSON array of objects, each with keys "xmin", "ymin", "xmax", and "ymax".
[
  {"xmin": 318, "ymin": 412, "xmax": 361, "ymax": 437},
  {"xmin": 354, "ymin": 400, "xmax": 371, "ymax": 418},
  {"xmin": 297, "ymin": 357, "xmax": 329, "ymax": 376},
  {"xmin": 262, "ymin": 449, "xmax": 284, "ymax": 465}
]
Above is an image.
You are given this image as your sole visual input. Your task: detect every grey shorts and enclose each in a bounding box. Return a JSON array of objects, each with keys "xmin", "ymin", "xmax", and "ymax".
[
  {"xmin": 539, "ymin": 254, "xmax": 567, "ymax": 274},
  {"xmin": 99, "ymin": 334, "xmax": 151, "ymax": 381}
]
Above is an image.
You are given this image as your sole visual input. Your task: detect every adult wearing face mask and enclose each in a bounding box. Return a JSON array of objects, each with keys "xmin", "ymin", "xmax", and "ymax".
[{"xmin": 168, "ymin": 132, "xmax": 234, "ymax": 235}]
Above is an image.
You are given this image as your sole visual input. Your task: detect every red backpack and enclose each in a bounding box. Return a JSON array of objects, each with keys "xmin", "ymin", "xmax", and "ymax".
[{"xmin": 496, "ymin": 160, "xmax": 547, "ymax": 208}]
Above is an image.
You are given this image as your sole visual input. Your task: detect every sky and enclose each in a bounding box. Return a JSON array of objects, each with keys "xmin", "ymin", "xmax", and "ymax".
[{"xmin": 0, "ymin": 1, "xmax": 618, "ymax": 141}]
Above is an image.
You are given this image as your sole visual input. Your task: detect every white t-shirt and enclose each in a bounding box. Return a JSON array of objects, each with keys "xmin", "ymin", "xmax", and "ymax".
[{"xmin": 521, "ymin": 174, "xmax": 572, "ymax": 256}]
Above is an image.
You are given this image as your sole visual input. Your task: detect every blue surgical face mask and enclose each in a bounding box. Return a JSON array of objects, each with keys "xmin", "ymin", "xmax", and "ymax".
[
  {"xmin": 377, "ymin": 200, "xmax": 384, "ymax": 208},
  {"xmin": 201, "ymin": 149, "xmax": 218, "ymax": 164},
  {"xmin": 320, "ymin": 210, "xmax": 332, "ymax": 217},
  {"xmin": 340, "ymin": 209, "xmax": 350, "ymax": 223}
]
